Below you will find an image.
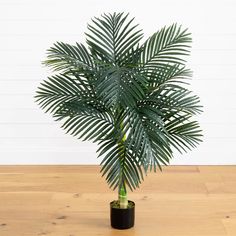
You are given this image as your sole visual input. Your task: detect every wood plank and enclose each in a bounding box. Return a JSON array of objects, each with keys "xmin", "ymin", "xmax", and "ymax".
[
  {"xmin": 222, "ymin": 219, "xmax": 236, "ymax": 236},
  {"xmin": 0, "ymin": 165, "xmax": 235, "ymax": 235}
]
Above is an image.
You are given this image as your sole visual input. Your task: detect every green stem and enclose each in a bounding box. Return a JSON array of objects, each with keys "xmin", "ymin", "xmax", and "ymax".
[
  {"xmin": 118, "ymin": 127, "xmax": 128, "ymax": 209},
  {"xmin": 119, "ymin": 184, "xmax": 128, "ymax": 209}
]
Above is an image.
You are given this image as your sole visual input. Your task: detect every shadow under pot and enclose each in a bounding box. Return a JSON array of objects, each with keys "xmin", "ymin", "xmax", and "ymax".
[{"xmin": 110, "ymin": 200, "xmax": 135, "ymax": 229}]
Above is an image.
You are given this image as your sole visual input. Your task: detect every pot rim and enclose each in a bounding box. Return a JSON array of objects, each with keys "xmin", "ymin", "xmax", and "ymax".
[{"xmin": 110, "ymin": 200, "xmax": 135, "ymax": 209}]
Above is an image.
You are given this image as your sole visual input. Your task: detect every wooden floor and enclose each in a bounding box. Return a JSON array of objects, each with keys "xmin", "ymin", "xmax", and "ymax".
[{"xmin": 0, "ymin": 166, "xmax": 236, "ymax": 236}]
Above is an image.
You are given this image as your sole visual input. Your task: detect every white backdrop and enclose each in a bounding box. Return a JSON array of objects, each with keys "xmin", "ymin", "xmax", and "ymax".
[{"xmin": 0, "ymin": 0, "xmax": 235, "ymax": 164}]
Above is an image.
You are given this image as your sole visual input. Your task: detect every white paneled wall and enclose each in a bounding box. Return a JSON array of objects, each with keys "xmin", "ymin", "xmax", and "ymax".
[{"xmin": 0, "ymin": 0, "xmax": 235, "ymax": 164}]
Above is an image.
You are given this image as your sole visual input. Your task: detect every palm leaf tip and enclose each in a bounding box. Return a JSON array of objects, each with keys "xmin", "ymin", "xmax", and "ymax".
[
  {"xmin": 86, "ymin": 12, "xmax": 143, "ymax": 65},
  {"xmin": 140, "ymin": 23, "xmax": 192, "ymax": 70}
]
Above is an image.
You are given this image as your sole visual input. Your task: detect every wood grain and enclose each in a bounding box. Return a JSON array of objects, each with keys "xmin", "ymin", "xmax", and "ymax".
[{"xmin": 0, "ymin": 165, "xmax": 235, "ymax": 236}]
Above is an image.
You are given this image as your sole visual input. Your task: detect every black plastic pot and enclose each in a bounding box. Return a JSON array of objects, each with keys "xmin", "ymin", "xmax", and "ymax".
[{"xmin": 110, "ymin": 200, "xmax": 135, "ymax": 229}]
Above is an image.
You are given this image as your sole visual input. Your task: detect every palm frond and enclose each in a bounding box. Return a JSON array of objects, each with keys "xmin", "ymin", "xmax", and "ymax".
[
  {"xmin": 117, "ymin": 107, "xmax": 173, "ymax": 173},
  {"xmin": 165, "ymin": 115, "xmax": 202, "ymax": 153},
  {"xmin": 35, "ymin": 74, "xmax": 84, "ymax": 113},
  {"xmin": 95, "ymin": 66, "xmax": 147, "ymax": 109},
  {"xmin": 54, "ymin": 99, "xmax": 115, "ymax": 142},
  {"xmin": 144, "ymin": 63, "xmax": 192, "ymax": 91},
  {"xmin": 86, "ymin": 12, "xmax": 143, "ymax": 65},
  {"xmin": 140, "ymin": 23, "xmax": 192, "ymax": 69},
  {"xmin": 147, "ymin": 85, "xmax": 203, "ymax": 115},
  {"xmin": 98, "ymin": 139, "xmax": 144, "ymax": 191},
  {"xmin": 44, "ymin": 42, "xmax": 94, "ymax": 73}
]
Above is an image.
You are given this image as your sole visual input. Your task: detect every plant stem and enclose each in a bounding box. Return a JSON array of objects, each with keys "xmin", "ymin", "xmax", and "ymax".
[
  {"xmin": 119, "ymin": 184, "xmax": 128, "ymax": 209},
  {"xmin": 118, "ymin": 126, "xmax": 128, "ymax": 209}
]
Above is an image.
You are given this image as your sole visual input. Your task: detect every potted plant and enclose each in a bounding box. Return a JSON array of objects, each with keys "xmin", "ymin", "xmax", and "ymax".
[{"xmin": 35, "ymin": 12, "xmax": 202, "ymax": 229}]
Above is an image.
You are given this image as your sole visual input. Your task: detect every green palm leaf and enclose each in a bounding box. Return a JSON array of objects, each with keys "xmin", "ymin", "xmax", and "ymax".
[
  {"xmin": 86, "ymin": 13, "xmax": 143, "ymax": 65},
  {"xmin": 144, "ymin": 63, "xmax": 192, "ymax": 90},
  {"xmin": 140, "ymin": 23, "xmax": 191, "ymax": 69},
  {"xmin": 121, "ymin": 107, "xmax": 173, "ymax": 170},
  {"xmin": 98, "ymin": 139, "xmax": 144, "ymax": 191},
  {"xmin": 95, "ymin": 66, "xmax": 147, "ymax": 109},
  {"xmin": 165, "ymin": 115, "xmax": 202, "ymax": 153},
  {"xmin": 44, "ymin": 42, "xmax": 94, "ymax": 72},
  {"xmin": 35, "ymin": 74, "xmax": 82, "ymax": 113},
  {"xmin": 55, "ymin": 100, "xmax": 115, "ymax": 142},
  {"xmin": 146, "ymin": 85, "xmax": 202, "ymax": 116}
]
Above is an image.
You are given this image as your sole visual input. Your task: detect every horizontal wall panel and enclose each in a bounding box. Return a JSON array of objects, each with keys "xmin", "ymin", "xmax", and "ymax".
[
  {"xmin": 0, "ymin": 81, "xmax": 41, "ymax": 94},
  {"xmin": 0, "ymin": 110, "xmax": 53, "ymax": 123},
  {"xmin": 0, "ymin": 123, "xmax": 65, "ymax": 138},
  {"xmin": 0, "ymin": 94, "xmax": 37, "ymax": 109},
  {"xmin": 0, "ymin": 137, "xmax": 91, "ymax": 148},
  {"xmin": 0, "ymin": 152, "xmax": 100, "ymax": 165}
]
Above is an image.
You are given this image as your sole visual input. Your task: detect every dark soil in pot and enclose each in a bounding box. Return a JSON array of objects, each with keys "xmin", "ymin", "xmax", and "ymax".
[{"xmin": 110, "ymin": 200, "xmax": 135, "ymax": 229}]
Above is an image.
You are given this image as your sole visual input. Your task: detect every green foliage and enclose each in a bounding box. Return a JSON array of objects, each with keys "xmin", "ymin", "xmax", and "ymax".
[{"xmin": 35, "ymin": 12, "xmax": 203, "ymax": 192}]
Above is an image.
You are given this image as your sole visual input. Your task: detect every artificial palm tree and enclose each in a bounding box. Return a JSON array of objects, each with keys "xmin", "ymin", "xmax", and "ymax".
[{"xmin": 35, "ymin": 12, "xmax": 202, "ymax": 228}]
